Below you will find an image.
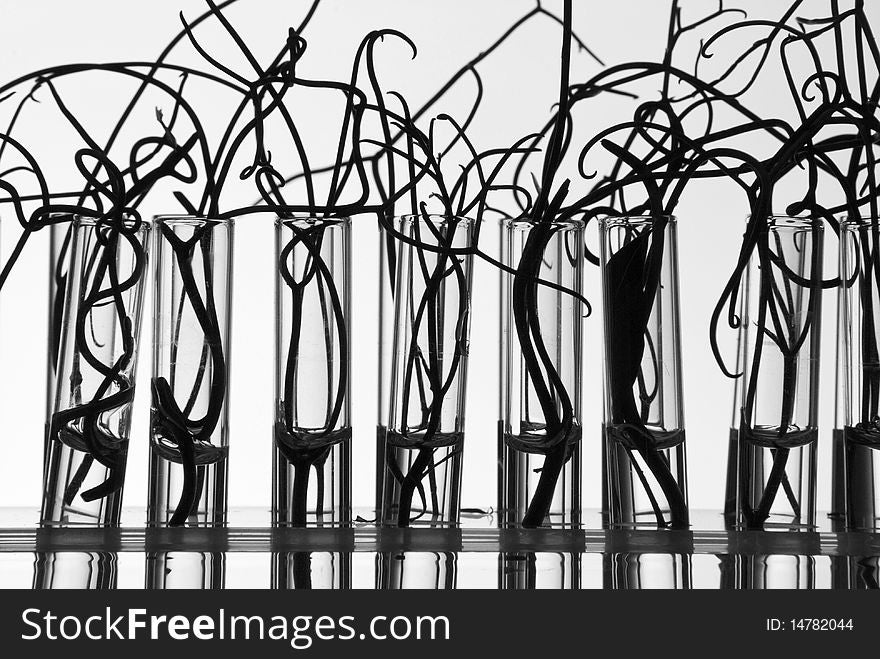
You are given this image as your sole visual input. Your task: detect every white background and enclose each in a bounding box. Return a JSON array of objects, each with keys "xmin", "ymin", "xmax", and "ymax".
[{"xmin": 0, "ymin": 0, "xmax": 868, "ymax": 520}]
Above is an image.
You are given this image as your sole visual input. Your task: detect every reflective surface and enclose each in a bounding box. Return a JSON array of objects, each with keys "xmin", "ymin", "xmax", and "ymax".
[{"xmin": 0, "ymin": 509, "xmax": 877, "ymax": 589}]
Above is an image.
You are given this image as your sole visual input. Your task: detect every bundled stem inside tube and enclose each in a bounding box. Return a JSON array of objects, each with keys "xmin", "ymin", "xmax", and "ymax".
[
  {"xmin": 52, "ymin": 215, "xmax": 148, "ymax": 510},
  {"xmin": 506, "ymin": 221, "xmax": 581, "ymax": 529},
  {"xmin": 151, "ymin": 219, "xmax": 229, "ymax": 526},
  {"xmin": 275, "ymin": 218, "xmax": 349, "ymax": 527},
  {"xmin": 387, "ymin": 214, "xmax": 471, "ymax": 528},
  {"xmin": 603, "ymin": 215, "xmax": 688, "ymax": 529},
  {"xmin": 738, "ymin": 219, "xmax": 822, "ymax": 530}
]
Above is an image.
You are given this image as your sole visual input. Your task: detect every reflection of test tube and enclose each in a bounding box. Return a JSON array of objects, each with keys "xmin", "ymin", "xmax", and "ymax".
[
  {"xmin": 33, "ymin": 552, "xmax": 118, "ymax": 589},
  {"xmin": 603, "ymin": 553, "xmax": 692, "ymax": 589},
  {"xmin": 830, "ymin": 556, "xmax": 879, "ymax": 590},
  {"xmin": 272, "ymin": 552, "xmax": 351, "ymax": 589},
  {"xmin": 719, "ymin": 554, "xmax": 815, "ymax": 589},
  {"xmin": 146, "ymin": 552, "xmax": 225, "ymax": 589},
  {"xmin": 376, "ymin": 552, "xmax": 457, "ymax": 589},
  {"xmin": 498, "ymin": 552, "xmax": 580, "ymax": 589}
]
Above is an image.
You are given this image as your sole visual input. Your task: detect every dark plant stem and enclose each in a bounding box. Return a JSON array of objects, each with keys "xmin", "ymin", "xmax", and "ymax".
[
  {"xmin": 153, "ymin": 222, "xmax": 227, "ymax": 526},
  {"xmin": 276, "ymin": 222, "xmax": 349, "ymax": 527},
  {"xmin": 169, "ymin": 433, "xmax": 197, "ymax": 526},
  {"xmin": 522, "ymin": 443, "xmax": 567, "ymax": 528},
  {"xmin": 392, "ymin": 217, "xmax": 468, "ymax": 527},
  {"xmin": 511, "ymin": 223, "xmax": 575, "ymax": 528},
  {"xmin": 292, "ymin": 553, "xmax": 312, "ymax": 589},
  {"xmin": 396, "ymin": 448, "xmax": 434, "ymax": 527},
  {"xmin": 291, "ymin": 459, "xmax": 311, "ymax": 528}
]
